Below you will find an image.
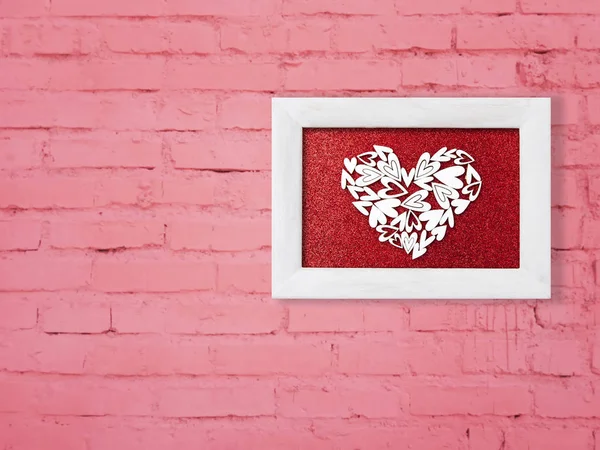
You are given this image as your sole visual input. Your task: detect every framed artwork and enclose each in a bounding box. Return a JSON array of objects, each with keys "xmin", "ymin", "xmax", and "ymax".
[{"xmin": 271, "ymin": 98, "xmax": 551, "ymax": 299}]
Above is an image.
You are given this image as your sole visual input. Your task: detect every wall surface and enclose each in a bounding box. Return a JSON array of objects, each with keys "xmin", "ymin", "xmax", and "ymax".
[{"xmin": 0, "ymin": 0, "xmax": 599, "ymax": 448}]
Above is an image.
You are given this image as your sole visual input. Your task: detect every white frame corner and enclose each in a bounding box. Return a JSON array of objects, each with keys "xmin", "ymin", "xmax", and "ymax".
[{"xmin": 272, "ymin": 97, "xmax": 551, "ymax": 300}]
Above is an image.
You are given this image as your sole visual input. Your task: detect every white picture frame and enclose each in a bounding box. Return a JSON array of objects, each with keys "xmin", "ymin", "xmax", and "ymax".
[{"xmin": 271, "ymin": 97, "xmax": 551, "ymax": 300}]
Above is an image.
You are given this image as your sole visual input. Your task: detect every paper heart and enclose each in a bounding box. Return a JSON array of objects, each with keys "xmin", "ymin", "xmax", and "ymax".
[
  {"xmin": 341, "ymin": 145, "xmax": 482, "ymax": 260},
  {"xmin": 455, "ymin": 149, "xmax": 475, "ymax": 165},
  {"xmin": 401, "ymin": 231, "xmax": 418, "ymax": 253},
  {"xmin": 392, "ymin": 210, "xmax": 423, "ymax": 233},
  {"xmin": 415, "ymin": 153, "xmax": 441, "ymax": 180},
  {"xmin": 357, "ymin": 151, "xmax": 378, "ymax": 166},
  {"xmin": 432, "ymin": 182, "xmax": 459, "ymax": 209},
  {"xmin": 378, "ymin": 177, "xmax": 408, "ymax": 199},
  {"xmin": 355, "ymin": 165, "xmax": 383, "ymax": 186},
  {"xmin": 376, "ymin": 224, "xmax": 399, "ymax": 242},
  {"xmin": 377, "ymin": 153, "xmax": 402, "ymax": 180},
  {"xmin": 344, "ymin": 157, "xmax": 357, "ymax": 173}
]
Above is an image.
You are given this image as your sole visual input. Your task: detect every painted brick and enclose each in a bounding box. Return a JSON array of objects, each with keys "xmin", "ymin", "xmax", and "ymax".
[
  {"xmin": 101, "ymin": 23, "xmax": 167, "ymax": 53},
  {"xmin": 590, "ymin": 97, "xmax": 600, "ymax": 124},
  {"xmin": 0, "ymin": 417, "xmax": 90, "ymax": 450},
  {"xmin": 8, "ymin": 22, "xmax": 99, "ymax": 55},
  {"xmin": 212, "ymin": 341, "xmax": 332, "ymax": 375},
  {"xmin": 410, "ymin": 303, "xmax": 534, "ymax": 332},
  {"xmin": 333, "ymin": 18, "xmax": 452, "ymax": 52},
  {"xmin": 161, "ymin": 177, "xmax": 216, "ymax": 205},
  {"xmin": 288, "ymin": 21, "xmax": 331, "ymax": 52},
  {"xmin": 534, "ymin": 290, "xmax": 590, "ymax": 329},
  {"xmin": 593, "ymin": 335, "xmax": 600, "ymax": 373},
  {"xmin": 463, "ymin": 333, "xmax": 528, "ymax": 374},
  {"xmin": 588, "ymin": 172, "xmax": 600, "ymax": 203},
  {"xmin": 0, "ymin": 377, "xmax": 156, "ymax": 416},
  {"xmin": 217, "ymin": 261, "xmax": 270, "ymax": 293},
  {"xmin": 410, "ymin": 304, "xmax": 474, "ymax": 330},
  {"xmin": 0, "ymin": 92, "xmax": 158, "ymax": 130},
  {"xmin": 338, "ymin": 335, "xmax": 462, "ymax": 375},
  {"xmin": 0, "ymin": 136, "xmax": 42, "ymax": 169},
  {"xmin": 0, "ymin": 221, "xmax": 41, "ymax": 250},
  {"xmin": 158, "ymin": 93, "xmax": 216, "ymax": 131},
  {"xmin": 583, "ymin": 218, "xmax": 600, "ymax": 249},
  {"xmin": 48, "ymin": 59, "xmax": 165, "ymax": 91},
  {"xmin": 167, "ymin": 22, "xmax": 218, "ymax": 54},
  {"xmin": 403, "ymin": 58, "xmax": 457, "ymax": 86},
  {"xmin": 283, "ymin": 0, "xmax": 395, "ymax": 15},
  {"xmin": 285, "ymin": 60, "xmax": 400, "ymax": 91},
  {"xmin": 0, "ymin": 59, "xmax": 50, "ymax": 89},
  {"xmin": 337, "ymin": 342, "xmax": 408, "ymax": 375},
  {"xmin": 554, "ymin": 135, "xmax": 600, "ymax": 167},
  {"xmin": 198, "ymin": 427, "xmax": 324, "ymax": 450},
  {"xmin": 169, "ymin": 218, "xmax": 270, "ymax": 251},
  {"xmin": 165, "ymin": 60, "xmax": 280, "ymax": 91},
  {"xmin": 481, "ymin": 304, "xmax": 536, "ymax": 331},
  {"xmin": 92, "ymin": 260, "xmax": 217, "ymax": 292},
  {"xmin": 467, "ymin": 0, "xmax": 515, "ymax": 12},
  {"xmin": 171, "ymin": 133, "xmax": 269, "ymax": 170},
  {"xmin": 83, "ymin": 336, "xmax": 211, "ymax": 375},
  {"xmin": 0, "ymin": 256, "xmax": 91, "ymax": 291},
  {"xmin": 0, "ymin": 0, "xmax": 47, "ymax": 17},
  {"xmin": 535, "ymin": 381, "xmax": 600, "ymax": 418},
  {"xmin": 277, "ymin": 384, "xmax": 402, "ymax": 418},
  {"xmin": 219, "ymin": 94, "xmax": 271, "ymax": 129},
  {"xmin": 94, "ymin": 178, "xmax": 161, "ymax": 208},
  {"xmin": 458, "ymin": 56, "xmax": 517, "ymax": 87},
  {"xmin": 51, "ymin": 0, "xmax": 164, "ymax": 16},
  {"xmin": 112, "ymin": 299, "xmax": 282, "ymax": 334},
  {"xmin": 40, "ymin": 302, "xmax": 110, "ymax": 334},
  {"xmin": 0, "ymin": 333, "xmax": 89, "ymax": 374},
  {"xmin": 49, "ymin": 134, "xmax": 162, "ymax": 168},
  {"xmin": 522, "ymin": 0, "xmax": 600, "ymax": 13},
  {"xmin": 288, "ymin": 302, "xmax": 408, "ymax": 333},
  {"xmin": 552, "ymin": 251, "xmax": 590, "ymax": 288},
  {"xmin": 458, "ymin": 17, "xmax": 574, "ymax": 50},
  {"xmin": 551, "ymin": 208, "xmax": 582, "ymax": 249},
  {"xmin": 578, "ymin": 20, "xmax": 600, "ymax": 49},
  {"xmin": 530, "ymin": 337, "xmax": 588, "ymax": 376},
  {"xmin": 221, "ymin": 23, "xmax": 287, "ymax": 53},
  {"xmin": 0, "ymin": 298, "xmax": 37, "ymax": 330},
  {"xmin": 552, "ymin": 170, "xmax": 580, "ymax": 207},
  {"xmin": 167, "ymin": 0, "xmax": 279, "ymax": 16},
  {"xmin": 49, "ymin": 221, "xmax": 164, "ymax": 249},
  {"xmin": 313, "ymin": 425, "xmax": 465, "ymax": 450},
  {"xmin": 506, "ymin": 428, "xmax": 592, "ymax": 450},
  {"xmin": 157, "ymin": 383, "xmax": 276, "ymax": 417},
  {"xmin": 168, "ymin": 218, "xmax": 215, "ymax": 250},
  {"xmin": 577, "ymin": 61, "xmax": 600, "ymax": 88},
  {"xmin": 520, "ymin": 55, "xmax": 577, "ymax": 88},
  {"xmin": 395, "ymin": 0, "xmax": 465, "ymax": 14},
  {"xmin": 0, "ymin": 177, "xmax": 95, "ymax": 208},
  {"xmin": 410, "ymin": 385, "xmax": 532, "ymax": 416},
  {"xmin": 216, "ymin": 172, "xmax": 271, "ymax": 210},
  {"xmin": 552, "ymin": 95, "xmax": 582, "ymax": 125},
  {"xmin": 468, "ymin": 425, "xmax": 505, "ymax": 450}
]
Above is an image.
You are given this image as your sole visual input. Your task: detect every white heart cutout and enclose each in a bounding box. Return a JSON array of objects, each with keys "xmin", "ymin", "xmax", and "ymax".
[{"xmin": 342, "ymin": 145, "xmax": 482, "ymax": 259}]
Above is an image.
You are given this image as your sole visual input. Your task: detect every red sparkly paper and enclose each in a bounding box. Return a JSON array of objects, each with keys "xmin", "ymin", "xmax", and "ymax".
[{"xmin": 302, "ymin": 128, "xmax": 520, "ymax": 269}]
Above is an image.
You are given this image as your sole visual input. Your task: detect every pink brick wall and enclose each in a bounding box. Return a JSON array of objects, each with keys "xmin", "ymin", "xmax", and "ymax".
[{"xmin": 0, "ymin": 0, "xmax": 599, "ymax": 448}]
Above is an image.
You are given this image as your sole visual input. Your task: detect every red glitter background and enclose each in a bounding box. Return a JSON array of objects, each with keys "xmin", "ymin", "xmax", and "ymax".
[{"xmin": 302, "ymin": 128, "xmax": 520, "ymax": 268}]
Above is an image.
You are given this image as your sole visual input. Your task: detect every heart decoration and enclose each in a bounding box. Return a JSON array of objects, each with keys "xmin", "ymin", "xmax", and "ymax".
[{"xmin": 340, "ymin": 145, "xmax": 482, "ymax": 260}]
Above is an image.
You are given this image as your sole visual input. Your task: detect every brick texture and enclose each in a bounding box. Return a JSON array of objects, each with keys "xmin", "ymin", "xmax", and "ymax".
[{"xmin": 0, "ymin": 1, "xmax": 597, "ymax": 448}]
